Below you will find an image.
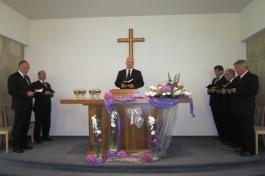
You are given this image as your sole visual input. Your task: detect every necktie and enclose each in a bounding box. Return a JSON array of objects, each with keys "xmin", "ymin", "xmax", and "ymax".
[
  {"xmin": 42, "ymin": 81, "xmax": 47, "ymax": 87},
  {"xmin": 127, "ymin": 70, "xmax": 131, "ymax": 80},
  {"xmin": 23, "ymin": 75, "xmax": 30, "ymax": 85},
  {"xmin": 214, "ymin": 77, "xmax": 219, "ymax": 85}
]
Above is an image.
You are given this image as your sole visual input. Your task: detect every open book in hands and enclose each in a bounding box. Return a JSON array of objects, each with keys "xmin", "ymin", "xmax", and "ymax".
[
  {"xmin": 206, "ymin": 85, "xmax": 222, "ymax": 90},
  {"xmin": 123, "ymin": 79, "xmax": 134, "ymax": 85},
  {"xmin": 34, "ymin": 88, "xmax": 43, "ymax": 93}
]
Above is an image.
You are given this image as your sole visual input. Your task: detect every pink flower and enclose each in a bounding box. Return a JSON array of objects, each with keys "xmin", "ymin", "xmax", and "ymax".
[
  {"xmin": 86, "ymin": 154, "xmax": 96, "ymax": 163},
  {"xmin": 156, "ymin": 85, "xmax": 163, "ymax": 91},
  {"xmin": 152, "ymin": 139, "xmax": 157, "ymax": 144},
  {"xmin": 161, "ymin": 86, "xmax": 171, "ymax": 93},
  {"xmin": 117, "ymin": 151, "xmax": 127, "ymax": 159},
  {"xmin": 104, "ymin": 91, "xmax": 113, "ymax": 99},
  {"xmin": 143, "ymin": 152, "xmax": 153, "ymax": 163}
]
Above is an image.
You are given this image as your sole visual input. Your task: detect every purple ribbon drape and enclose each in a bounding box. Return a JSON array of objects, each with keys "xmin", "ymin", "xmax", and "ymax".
[
  {"xmin": 114, "ymin": 96, "xmax": 139, "ymax": 102},
  {"xmin": 147, "ymin": 96, "xmax": 195, "ymax": 117},
  {"xmin": 110, "ymin": 95, "xmax": 195, "ymax": 117}
]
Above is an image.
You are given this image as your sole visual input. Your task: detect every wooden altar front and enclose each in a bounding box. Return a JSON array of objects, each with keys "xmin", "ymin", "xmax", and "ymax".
[{"xmin": 60, "ymin": 89, "xmax": 192, "ymax": 154}]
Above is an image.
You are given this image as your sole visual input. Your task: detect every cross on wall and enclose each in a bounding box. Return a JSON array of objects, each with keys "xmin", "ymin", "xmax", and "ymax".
[{"xmin": 117, "ymin": 28, "xmax": 145, "ymax": 59}]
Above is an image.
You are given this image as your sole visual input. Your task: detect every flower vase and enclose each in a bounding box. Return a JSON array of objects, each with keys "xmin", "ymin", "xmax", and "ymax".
[
  {"xmin": 96, "ymin": 144, "xmax": 103, "ymax": 159},
  {"xmin": 152, "ymin": 152, "xmax": 159, "ymax": 161},
  {"xmin": 151, "ymin": 145, "xmax": 159, "ymax": 161},
  {"xmin": 109, "ymin": 131, "xmax": 117, "ymax": 152},
  {"xmin": 109, "ymin": 139, "xmax": 117, "ymax": 152}
]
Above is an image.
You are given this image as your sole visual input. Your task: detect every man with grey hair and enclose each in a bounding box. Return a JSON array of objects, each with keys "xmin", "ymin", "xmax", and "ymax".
[
  {"xmin": 8, "ymin": 60, "xmax": 34, "ymax": 153},
  {"xmin": 230, "ymin": 60, "xmax": 259, "ymax": 156},
  {"xmin": 115, "ymin": 58, "xmax": 144, "ymax": 89}
]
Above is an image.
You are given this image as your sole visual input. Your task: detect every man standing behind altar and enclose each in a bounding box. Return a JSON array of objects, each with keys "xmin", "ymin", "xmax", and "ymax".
[
  {"xmin": 31, "ymin": 70, "xmax": 54, "ymax": 143},
  {"xmin": 115, "ymin": 58, "xmax": 144, "ymax": 89}
]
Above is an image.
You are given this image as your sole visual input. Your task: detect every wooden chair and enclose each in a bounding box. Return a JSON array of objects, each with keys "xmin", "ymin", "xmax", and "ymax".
[
  {"xmin": 254, "ymin": 103, "xmax": 265, "ymax": 155},
  {"xmin": 0, "ymin": 127, "xmax": 12, "ymax": 153},
  {"xmin": 0, "ymin": 105, "xmax": 12, "ymax": 153}
]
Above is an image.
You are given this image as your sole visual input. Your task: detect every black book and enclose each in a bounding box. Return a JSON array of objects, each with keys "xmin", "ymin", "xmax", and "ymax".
[{"xmin": 207, "ymin": 84, "xmax": 213, "ymax": 89}]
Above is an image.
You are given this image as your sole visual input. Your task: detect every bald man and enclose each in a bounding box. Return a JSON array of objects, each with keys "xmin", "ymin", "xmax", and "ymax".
[
  {"xmin": 31, "ymin": 70, "xmax": 54, "ymax": 143},
  {"xmin": 115, "ymin": 58, "xmax": 144, "ymax": 89}
]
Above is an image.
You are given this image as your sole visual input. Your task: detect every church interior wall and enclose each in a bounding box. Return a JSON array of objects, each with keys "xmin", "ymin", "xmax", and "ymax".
[
  {"xmin": 0, "ymin": 1, "xmax": 29, "ymax": 45},
  {"xmin": 240, "ymin": 0, "xmax": 265, "ymax": 41},
  {"xmin": 25, "ymin": 13, "xmax": 246, "ymax": 136}
]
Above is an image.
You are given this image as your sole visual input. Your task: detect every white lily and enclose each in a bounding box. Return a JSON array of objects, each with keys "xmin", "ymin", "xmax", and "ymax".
[
  {"xmin": 91, "ymin": 115, "xmax": 96, "ymax": 120},
  {"xmin": 183, "ymin": 90, "xmax": 192, "ymax": 96},
  {"xmin": 148, "ymin": 116, "xmax": 155, "ymax": 126},
  {"xmin": 174, "ymin": 90, "xmax": 182, "ymax": 95},
  {"xmin": 95, "ymin": 130, "xmax": 101, "ymax": 134},
  {"xmin": 149, "ymin": 85, "xmax": 156, "ymax": 90}
]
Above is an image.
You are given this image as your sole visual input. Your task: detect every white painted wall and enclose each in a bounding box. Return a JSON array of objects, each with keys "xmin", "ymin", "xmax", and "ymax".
[
  {"xmin": 0, "ymin": 1, "xmax": 29, "ymax": 45},
  {"xmin": 26, "ymin": 13, "xmax": 245, "ymax": 136},
  {"xmin": 240, "ymin": 0, "xmax": 265, "ymax": 41}
]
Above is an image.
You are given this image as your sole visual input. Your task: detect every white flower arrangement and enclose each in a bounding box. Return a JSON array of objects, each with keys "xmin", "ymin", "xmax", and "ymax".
[
  {"xmin": 147, "ymin": 115, "xmax": 160, "ymax": 160},
  {"xmin": 109, "ymin": 110, "xmax": 118, "ymax": 151},
  {"xmin": 148, "ymin": 115, "xmax": 155, "ymax": 131},
  {"xmin": 148, "ymin": 115, "xmax": 155, "ymax": 125},
  {"xmin": 91, "ymin": 115, "xmax": 101, "ymax": 134},
  {"xmin": 111, "ymin": 111, "xmax": 118, "ymax": 128},
  {"xmin": 145, "ymin": 73, "xmax": 192, "ymax": 98},
  {"xmin": 90, "ymin": 114, "xmax": 103, "ymax": 158}
]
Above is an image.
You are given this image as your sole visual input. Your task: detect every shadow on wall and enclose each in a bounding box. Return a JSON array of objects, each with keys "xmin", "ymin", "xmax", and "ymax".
[
  {"xmin": 246, "ymin": 29, "xmax": 265, "ymax": 104},
  {"xmin": 0, "ymin": 35, "xmax": 25, "ymax": 109}
]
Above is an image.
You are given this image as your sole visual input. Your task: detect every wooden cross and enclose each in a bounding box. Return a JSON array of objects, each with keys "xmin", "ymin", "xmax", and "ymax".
[{"xmin": 117, "ymin": 28, "xmax": 145, "ymax": 59}]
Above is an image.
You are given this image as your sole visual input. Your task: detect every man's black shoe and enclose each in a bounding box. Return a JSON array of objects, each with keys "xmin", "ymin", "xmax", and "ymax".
[
  {"xmin": 240, "ymin": 151, "xmax": 254, "ymax": 156},
  {"xmin": 234, "ymin": 148, "xmax": 244, "ymax": 154},
  {"xmin": 230, "ymin": 144, "xmax": 240, "ymax": 148},
  {"xmin": 35, "ymin": 139, "xmax": 42, "ymax": 144},
  {"xmin": 223, "ymin": 141, "xmax": 232, "ymax": 145},
  {"xmin": 35, "ymin": 141, "xmax": 42, "ymax": 144},
  {"xmin": 43, "ymin": 138, "xmax": 54, "ymax": 141},
  {"xmin": 22, "ymin": 145, "xmax": 33, "ymax": 150},
  {"xmin": 13, "ymin": 147, "xmax": 24, "ymax": 153}
]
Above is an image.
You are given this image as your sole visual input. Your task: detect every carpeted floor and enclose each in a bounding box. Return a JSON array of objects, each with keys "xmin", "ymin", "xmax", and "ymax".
[{"xmin": 0, "ymin": 136, "xmax": 265, "ymax": 175}]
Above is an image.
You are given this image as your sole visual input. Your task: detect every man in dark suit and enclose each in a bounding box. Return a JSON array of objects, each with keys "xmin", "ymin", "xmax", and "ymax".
[
  {"xmin": 207, "ymin": 65, "xmax": 228, "ymax": 141},
  {"xmin": 31, "ymin": 70, "xmax": 54, "ymax": 143},
  {"xmin": 228, "ymin": 76, "xmax": 241, "ymax": 149},
  {"xmin": 220, "ymin": 68, "xmax": 237, "ymax": 144},
  {"xmin": 115, "ymin": 58, "xmax": 144, "ymax": 89},
  {"xmin": 230, "ymin": 60, "xmax": 259, "ymax": 156},
  {"xmin": 8, "ymin": 60, "xmax": 34, "ymax": 153}
]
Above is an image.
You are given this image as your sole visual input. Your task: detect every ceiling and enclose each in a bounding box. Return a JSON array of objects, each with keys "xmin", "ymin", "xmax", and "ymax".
[{"xmin": 1, "ymin": 0, "xmax": 252, "ymax": 19}]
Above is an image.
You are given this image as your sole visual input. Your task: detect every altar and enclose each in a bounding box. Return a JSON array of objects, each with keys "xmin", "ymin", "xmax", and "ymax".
[{"xmin": 60, "ymin": 89, "xmax": 192, "ymax": 154}]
